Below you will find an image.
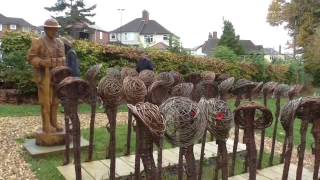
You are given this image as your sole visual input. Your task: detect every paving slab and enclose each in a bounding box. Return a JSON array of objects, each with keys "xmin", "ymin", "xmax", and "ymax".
[
  {"xmin": 57, "ymin": 164, "xmax": 94, "ymax": 180},
  {"xmin": 81, "ymin": 160, "xmax": 109, "ymax": 180},
  {"xmin": 23, "ymin": 137, "xmax": 89, "ymax": 156}
]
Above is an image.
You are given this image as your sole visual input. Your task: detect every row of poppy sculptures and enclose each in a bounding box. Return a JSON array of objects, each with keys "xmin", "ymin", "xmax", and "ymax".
[{"xmin": 53, "ymin": 64, "xmax": 312, "ymax": 180}]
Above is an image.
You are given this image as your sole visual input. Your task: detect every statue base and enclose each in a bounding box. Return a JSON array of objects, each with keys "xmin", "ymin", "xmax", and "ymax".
[{"xmin": 35, "ymin": 129, "xmax": 66, "ymax": 146}]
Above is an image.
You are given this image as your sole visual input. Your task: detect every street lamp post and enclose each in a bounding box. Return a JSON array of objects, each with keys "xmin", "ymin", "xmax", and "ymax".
[{"xmin": 117, "ymin": 9, "xmax": 125, "ymax": 45}]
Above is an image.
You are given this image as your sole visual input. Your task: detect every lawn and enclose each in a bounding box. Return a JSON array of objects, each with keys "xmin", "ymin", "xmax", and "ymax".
[
  {"xmin": 0, "ymin": 103, "xmax": 128, "ymax": 117},
  {"xmin": 20, "ymin": 125, "xmax": 280, "ymax": 180}
]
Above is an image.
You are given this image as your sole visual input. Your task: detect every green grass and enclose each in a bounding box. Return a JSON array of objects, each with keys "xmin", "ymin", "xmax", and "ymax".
[
  {"xmin": 0, "ymin": 104, "xmax": 128, "ymax": 117},
  {"xmin": 20, "ymin": 125, "xmax": 280, "ymax": 180}
]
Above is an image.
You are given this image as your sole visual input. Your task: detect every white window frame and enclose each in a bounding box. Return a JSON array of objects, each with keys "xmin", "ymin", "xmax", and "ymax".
[
  {"xmin": 10, "ymin": 24, "xmax": 16, "ymax": 30},
  {"xmin": 0, "ymin": 24, "xmax": 2, "ymax": 31},
  {"xmin": 111, "ymin": 33, "xmax": 116, "ymax": 40},
  {"xmin": 163, "ymin": 35, "xmax": 168, "ymax": 40},
  {"xmin": 144, "ymin": 35, "xmax": 153, "ymax": 43},
  {"xmin": 99, "ymin": 32, "xmax": 103, "ymax": 40}
]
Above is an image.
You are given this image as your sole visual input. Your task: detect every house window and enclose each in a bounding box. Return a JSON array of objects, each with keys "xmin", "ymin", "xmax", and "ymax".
[
  {"xmin": 0, "ymin": 24, "xmax": 2, "ymax": 31},
  {"xmin": 99, "ymin": 32, "xmax": 103, "ymax": 40},
  {"xmin": 40, "ymin": 31, "xmax": 45, "ymax": 36},
  {"xmin": 124, "ymin": 33, "xmax": 128, "ymax": 40},
  {"xmin": 144, "ymin": 35, "xmax": 153, "ymax": 43},
  {"xmin": 10, "ymin": 24, "xmax": 16, "ymax": 30},
  {"xmin": 111, "ymin": 33, "xmax": 116, "ymax": 40},
  {"xmin": 163, "ymin": 35, "xmax": 168, "ymax": 40}
]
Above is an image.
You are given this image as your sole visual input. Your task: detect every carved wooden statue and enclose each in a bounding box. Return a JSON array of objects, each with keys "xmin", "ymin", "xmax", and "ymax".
[{"xmin": 27, "ymin": 18, "xmax": 66, "ymax": 146}]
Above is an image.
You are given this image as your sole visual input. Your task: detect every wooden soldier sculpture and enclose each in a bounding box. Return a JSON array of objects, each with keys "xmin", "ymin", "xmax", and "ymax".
[{"xmin": 27, "ymin": 18, "xmax": 66, "ymax": 146}]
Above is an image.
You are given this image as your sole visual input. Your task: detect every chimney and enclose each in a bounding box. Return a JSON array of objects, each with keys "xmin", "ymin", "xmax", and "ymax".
[
  {"xmin": 208, "ymin": 32, "xmax": 213, "ymax": 39},
  {"xmin": 212, "ymin": 31, "xmax": 218, "ymax": 39},
  {"xmin": 142, "ymin": 10, "xmax": 149, "ymax": 22},
  {"xmin": 279, "ymin": 45, "xmax": 282, "ymax": 54}
]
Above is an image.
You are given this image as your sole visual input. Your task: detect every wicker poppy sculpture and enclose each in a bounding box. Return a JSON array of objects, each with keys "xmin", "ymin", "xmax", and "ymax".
[
  {"xmin": 198, "ymin": 98, "xmax": 233, "ymax": 180},
  {"xmin": 280, "ymin": 97, "xmax": 320, "ymax": 180},
  {"xmin": 128, "ymin": 102, "xmax": 165, "ymax": 180},
  {"xmin": 160, "ymin": 97, "xmax": 206, "ymax": 180},
  {"xmin": 97, "ymin": 68, "xmax": 123, "ymax": 180},
  {"xmin": 56, "ymin": 77, "xmax": 90, "ymax": 180},
  {"xmin": 269, "ymin": 83, "xmax": 291, "ymax": 165},
  {"xmin": 230, "ymin": 79, "xmax": 257, "ymax": 175},
  {"xmin": 218, "ymin": 77, "xmax": 235, "ymax": 101},
  {"xmin": 121, "ymin": 69, "xmax": 144, "ymax": 155},
  {"xmin": 171, "ymin": 83, "xmax": 194, "ymax": 98},
  {"xmin": 84, "ymin": 64, "xmax": 103, "ymax": 161},
  {"xmin": 233, "ymin": 102, "xmax": 273, "ymax": 180}
]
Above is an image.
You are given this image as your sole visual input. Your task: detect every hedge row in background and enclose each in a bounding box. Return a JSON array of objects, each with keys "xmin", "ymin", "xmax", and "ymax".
[{"xmin": 0, "ymin": 32, "xmax": 300, "ymax": 95}]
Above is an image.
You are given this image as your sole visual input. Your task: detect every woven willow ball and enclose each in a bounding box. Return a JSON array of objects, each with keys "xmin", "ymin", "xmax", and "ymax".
[
  {"xmin": 251, "ymin": 82, "xmax": 264, "ymax": 95},
  {"xmin": 218, "ymin": 77, "xmax": 235, "ymax": 94},
  {"xmin": 156, "ymin": 72, "xmax": 175, "ymax": 87},
  {"xmin": 51, "ymin": 66, "xmax": 72, "ymax": 86},
  {"xmin": 105, "ymin": 68, "xmax": 121, "ymax": 80},
  {"xmin": 273, "ymin": 84, "xmax": 290, "ymax": 97},
  {"xmin": 280, "ymin": 98, "xmax": 302, "ymax": 131},
  {"xmin": 171, "ymin": 83, "xmax": 194, "ymax": 98},
  {"xmin": 170, "ymin": 71, "xmax": 184, "ymax": 86},
  {"xmin": 296, "ymin": 97, "xmax": 320, "ymax": 120},
  {"xmin": 97, "ymin": 76, "xmax": 123, "ymax": 107},
  {"xmin": 201, "ymin": 71, "xmax": 216, "ymax": 81},
  {"xmin": 85, "ymin": 64, "xmax": 102, "ymax": 85},
  {"xmin": 127, "ymin": 102, "xmax": 165, "ymax": 146},
  {"xmin": 194, "ymin": 80, "xmax": 219, "ymax": 102},
  {"xmin": 262, "ymin": 81, "xmax": 278, "ymax": 95},
  {"xmin": 232, "ymin": 79, "xmax": 256, "ymax": 96},
  {"xmin": 184, "ymin": 72, "xmax": 202, "ymax": 85},
  {"xmin": 121, "ymin": 67, "xmax": 138, "ymax": 80},
  {"xmin": 288, "ymin": 84, "xmax": 303, "ymax": 98},
  {"xmin": 148, "ymin": 80, "xmax": 170, "ymax": 106},
  {"xmin": 123, "ymin": 76, "xmax": 147, "ymax": 104},
  {"xmin": 234, "ymin": 101, "xmax": 273, "ymax": 130},
  {"xmin": 139, "ymin": 70, "xmax": 155, "ymax": 87},
  {"xmin": 198, "ymin": 98, "xmax": 233, "ymax": 140},
  {"xmin": 160, "ymin": 96, "xmax": 206, "ymax": 147},
  {"xmin": 215, "ymin": 73, "xmax": 230, "ymax": 83},
  {"xmin": 56, "ymin": 77, "xmax": 90, "ymax": 101}
]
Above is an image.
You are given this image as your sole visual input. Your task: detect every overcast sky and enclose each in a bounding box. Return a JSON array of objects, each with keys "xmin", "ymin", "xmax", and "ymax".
[{"xmin": 1, "ymin": 0, "xmax": 291, "ymax": 51}]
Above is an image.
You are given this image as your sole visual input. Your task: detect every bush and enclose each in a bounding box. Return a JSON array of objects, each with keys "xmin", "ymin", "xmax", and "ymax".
[{"xmin": 211, "ymin": 46, "xmax": 238, "ymax": 62}]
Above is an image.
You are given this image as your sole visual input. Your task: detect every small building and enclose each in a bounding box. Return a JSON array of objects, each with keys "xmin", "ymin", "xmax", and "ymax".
[
  {"xmin": 109, "ymin": 10, "xmax": 179, "ymax": 48},
  {"xmin": 0, "ymin": 13, "xmax": 34, "ymax": 40}
]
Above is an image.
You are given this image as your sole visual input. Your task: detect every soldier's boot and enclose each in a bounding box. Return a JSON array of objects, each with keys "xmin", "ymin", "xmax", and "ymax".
[
  {"xmin": 50, "ymin": 102, "xmax": 63, "ymax": 132},
  {"xmin": 42, "ymin": 104, "xmax": 57, "ymax": 133}
]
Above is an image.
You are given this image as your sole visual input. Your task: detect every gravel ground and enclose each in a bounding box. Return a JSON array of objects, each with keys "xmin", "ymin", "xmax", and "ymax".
[
  {"xmin": 0, "ymin": 112, "xmax": 128, "ymax": 180},
  {"xmin": 0, "ymin": 113, "xmax": 316, "ymax": 179}
]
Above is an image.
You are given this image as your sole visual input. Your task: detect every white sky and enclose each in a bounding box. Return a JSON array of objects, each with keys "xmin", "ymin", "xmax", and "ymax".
[{"xmin": 0, "ymin": 0, "xmax": 291, "ymax": 51}]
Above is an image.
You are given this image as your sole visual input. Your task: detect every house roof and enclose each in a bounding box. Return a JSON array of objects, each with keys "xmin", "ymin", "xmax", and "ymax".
[
  {"xmin": 263, "ymin": 48, "xmax": 279, "ymax": 55},
  {"xmin": 0, "ymin": 13, "xmax": 33, "ymax": 27},
  {"xmin": 239, "ymin": 40, "xmax": 263, "ymax": 54},
  {"xmin": 110, "ymin": 11, "xmax": 175, "ymax": 36},
  {"xmin": 201, "ymin": 37, "xmax": 219, "ymax": 55},
  {"xmin": 150, "ymin": 42, "xmax": 168, "ymax": 50}
]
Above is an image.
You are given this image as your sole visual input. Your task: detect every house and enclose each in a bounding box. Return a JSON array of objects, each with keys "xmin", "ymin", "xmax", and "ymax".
[
  {"xmin": 109, "ymin": 10, "xmax": 179, "ymax": 48},
  {"xmin": 193, "ymin": 31, "xmax": 264, "ymax": 56},
  {"xmin": 0, "ymin": 14, "xmax": 34, "ymax": 59},
  {"xmin": 263, "ymin": 47, "xmax": 286, "ymax": 62},
  {"xmin": 37, "ymin": 22, "xmax": 109, "ymax": 45},
  {"xmin": 0, "ymin": 13, "xmax": 34, "ymax": 40}
]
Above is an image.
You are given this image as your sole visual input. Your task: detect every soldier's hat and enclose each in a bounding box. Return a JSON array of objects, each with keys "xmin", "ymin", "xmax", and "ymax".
[{"xmin": 43, "ymin": 19, "xmax": 61, "ymax": 28}]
